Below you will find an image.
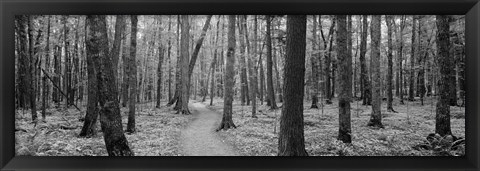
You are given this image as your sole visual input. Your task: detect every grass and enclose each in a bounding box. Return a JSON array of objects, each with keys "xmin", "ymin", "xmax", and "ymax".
[{"xmin": 203, "ymin": 96, "xmax": 465, "ymax": 156}]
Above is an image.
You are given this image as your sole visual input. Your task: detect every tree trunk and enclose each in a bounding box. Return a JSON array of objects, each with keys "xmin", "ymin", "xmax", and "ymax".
[
  {"xmin": 360, "ymin": 15, "xmax": 371, "ymax": 106},
  {"xmin": 79, "ymin": 17, "xmax": 100, "ymax": 138},
  {"xmin": 210, "ymin": 16, "xmax": 221, "ymax": 106},
  {"xmin": 336, "ymin": 15, "xmax": 352, "ymax": 143},
  {"xmin": 324, "ymin": 16, "xmax": 336, "ymax": 104},
  {"xmin": 310, "ymin": 15, "xmax": 319, "ymax": 108},
  {"xmin": 178, "ymin": 15, "xmax": 191, "ymax": 114},
  {"xmin": 386, "ymin": 16, "xmax": 396, "ymax": 112},
  {"xmin": 266, "ymin": 15, "xmax": 277, "ymax": 109},
  {"xmin": 156, "ymin": 45, "xmax": 165, "ymax": 108},
  {"xmin": 238, "ymin": 16, "xmax": 249, "ymax": 106},
  {"xmin": 28, "ymin": 16, "xmax": 38, "ymax": 122},
  {"xmin": 398, "ymin": 16, "xmax": 406, "ymax": 105},
  {"xmin": 111, "ymin": 15, "xmax": 126, "ymax": 101},
  {"xmin": 367, "ymin": 15, "xmax": 383, "ymax": 128},
  {"xmin": 16, "ymin": 16, "xmax": 28, "ymax": 109},
  {"xmin": 278, "ymin": 15, "xmax": 308, "ymax": 156},
  {"xmin": 42, "ymin": 16, "xmax": 51, "ymax": 121},
  {"xmin": 408, "ymin": 16, "xmax": 416, "ymax": 101},
  {"xmin": 126, "ymin": 15, "xmax": 138, "ymax": 133},
  {"xmin": 86, "ymin": 15, "xmax": 133, "ymax": 156},
  {"xmin": 217, "ymin": 15, "xmax": 237, "ymax": 131},
  {"xmin": 435, "ymin": 15, "xmax": 452, "ymax": 136},
  {"xmin": 242, "ymin": 15, "xmax": 258, "ymax": 118},
  {"xmin": 167, "ymin": 16, "xmax": 173, "ymax": 102}
]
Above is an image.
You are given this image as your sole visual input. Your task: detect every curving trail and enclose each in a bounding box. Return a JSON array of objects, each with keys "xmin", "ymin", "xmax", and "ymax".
[{"xmin": 180, "ymin": 102, "xmax": 237, "ymax": 156}]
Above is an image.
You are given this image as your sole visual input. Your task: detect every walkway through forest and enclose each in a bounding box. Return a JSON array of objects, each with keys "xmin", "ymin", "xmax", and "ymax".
[{"xmin": 180, "ymin": 102, "xmax": 238, "ymax": 156}]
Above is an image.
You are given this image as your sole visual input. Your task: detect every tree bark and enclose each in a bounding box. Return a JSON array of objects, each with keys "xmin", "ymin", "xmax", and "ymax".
[
  {"xmin": 42, "ymin": 16, "xmax": 51, "ymax": 121},
  {"xmin": 278, "ymin": 15, "xmax": 308, "ymax": 156},
  {"xmin": 367, "ymin": 15, "xmax": 383, "ymax": 128},
  {"xmin": 398, "ymin": 16, "xmax": 406, "ymax": 105},
  {"xmin": 126, "ymin": 15, "xmax": 138, "ymax": 133},
  {"xmin": 435, "ymin": 15, "xmax": 452, "ymax": 136},
  {"xmin": 386, "ymin": 16, "xmax": 396, "ymax": 112},
  {"xmin": 360, "ymin": 15, "xmax": 371, "ymax": 106},
  {"xmin": 238, "ymin": 16, "xmax": 249, "ymax": 106},
  {"xmin": 408, "ymin": 16, "xmax": 417, "ymax": 101},
  {"xmin": 210, "ymin": 16, "xmax": 221, "ymax": 106},
  {"xmin": 178, "ymin": 15, "xmax": 191, "ymax": 114},
  {"xmin": 336, "ymin": 15, "xmax": 352, "ymax": 143},
  {"xmin": 28, "ymin": 16, "xmax": 38, "ymax": 122},
  {"xmin": 266, "ymin": 15, "xmax": 277, "ymax": 109},
  {"xmin": 242, "ymin": 15, "xmax": 258, "ymax": 118},
  {"xmin": 86, "ymin": 15, "xmax": 133, "ymax": 156},
  {"xmin": 217, "ymin": 15, "xmax": 237, "ymax": 131},
  {"xmin": 111, "ymin": 15, "xmax": 126, "ymax": 97}
]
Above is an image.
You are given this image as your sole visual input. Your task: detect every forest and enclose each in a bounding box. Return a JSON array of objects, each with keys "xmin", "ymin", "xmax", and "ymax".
[{"xmin": 14, "ymin": 15, "xmax": 465, "ymax": 156}]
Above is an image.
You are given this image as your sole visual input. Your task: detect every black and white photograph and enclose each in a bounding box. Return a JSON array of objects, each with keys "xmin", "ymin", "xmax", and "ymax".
[{"xmin": 14, "ymin": 15, "xmax": 465, "ymax": 156}]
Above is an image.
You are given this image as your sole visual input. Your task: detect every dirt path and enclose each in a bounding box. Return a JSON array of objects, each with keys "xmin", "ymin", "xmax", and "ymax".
[{"xmin": 180, "ymin": 102, "xmax": 238, "ymax": 156}]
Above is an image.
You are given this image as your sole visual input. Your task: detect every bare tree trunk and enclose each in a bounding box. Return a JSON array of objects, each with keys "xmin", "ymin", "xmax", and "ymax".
[
  {"xmin": 86, "ymin": 15, "xmax": 133, "ymax": 156},
  {"xmin": 238, "ymin": 16, "xmax": 249, "ymax": 106},
  {"xmin": 42, "ymin": 16, "xmax": 51, "ymax": 121},
  {"xmin": 126, "ymin": 15, "xmax": 138, "ymax": 133},
  {"xmin": 242, "ymin": 15, "xmax": 258, "ymax": 118},
  {"xmin": 359, "ymin": 15, "xmax": 371, "ymax": 106},
  {"xmin": 167, "ymin": 16, "xmax": 173, "ymax": 102},
  {"xmin": 336, "ymin": 15, "xmax": 352, "ymax": 143},
  {"xmin": 278, "ymin": 15, "xmax": 308, "ymax": 156},
  {"xmin": 178, "ymin": 15, "xmax": 191, "ymax": 115},
  {"xmin": 217, "ymin": 15, "xmax": 237, "ymax": 131},
  {"xmin": 408, "ymin": 16, "xmax": 417, "ymax": 102},
  {"xmin": 111, "ymin": 15, "xmax": 126, "ymax": 101},
  {"xmin": 435, "ymin": 15, "xmax": 452, "ymax": 136},
  {"xmin": 386, "ymin": 15, "xmax": 396, "ymax": 112},
  {"xmin": 266, "ymin": 15, "xmax": 277, "ymax": 109},
  {"xmin": 28, "ymin": 16, "xmax": 38, "ymax": 122},
  {"xmin": 210, "ymin": 16, "xmax": 221, "ymax": 106},
  {"xmin": 367, "ymin": 15, "xmax": 383, "ymax": 128},
  {"xmin": 398, "ymin": 16, "xmax": 406, "ymax": 105}
]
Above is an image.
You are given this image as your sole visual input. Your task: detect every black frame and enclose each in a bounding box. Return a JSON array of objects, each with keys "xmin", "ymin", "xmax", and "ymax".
[{"xmin": 1, "ymin": 0, "xmax": 479, "ymax": 170}]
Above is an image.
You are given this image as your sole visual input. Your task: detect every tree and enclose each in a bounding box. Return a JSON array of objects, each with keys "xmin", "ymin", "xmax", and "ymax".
[
  {"xmin": 266, "ymin": 15, "xmax": 278, "ymax": 109},
  {"xmin": 310, "ymin": 15, "xmax": 319, "ymax": 109},
  {"xmin": 435, "ymin": 15, "xmax": 452, "ymax": 136},
  {"xmin": 336, "ymin": 15, "xmax": 352, "ymax": 143},
  {"xmin": 156, "ymin": 17, "xmax": 165, "ymax": 108},
  {"xmin": 111, "ymin": 15, "xmax": 126, "ymax": 90},
  {"xmin": 27, "ymin": 16, "xmax": 38, "ymax": 122},
  {"xmin": 367, "ymin": 15, "xmax": 383, "ymax": 128},
  {"xmin": 278, "ymin": 15, "xmax": 308, "ymax": 156},
  {"xmin": 386, "ymin": 16, "xmax": 396, "ymax": 112},
  {"xmin": 42, "ymin": 16, "xmax": 51, "ymax": 121},
  {"xmin": 359, "ymin": 15, "xmax": 371, "ymax": 106},
  {"xmin": 126, "ymin": 15, "xmax": 138, "ymax": 133},
  {"xmin": 242, "ymin": 15, "xmax": 258, "ymax": 118},
  {"xmin": 86, "ymin": 15, "xmax": 133, "ymax": 156},
  {"xmin": 177, "ymin": 15, "xmax": 191, "ymax": 114},
  {"xmin": 210, "ymin": 16, "xmax": 221, "ymax": 106},
  {"xmin": 217, "ymin": 15, "xmax": 237, "ymax": 131},
  {"xmin": 408, "ymin": 16, "xmax": 417, "ymax": 102},
  {"xmin": 238, "ymin": 16, "xmax": 249, "ymax": 106},
  {"xmin": 397, "ymin": 16, "xmax": 406, "ymax": 105}
]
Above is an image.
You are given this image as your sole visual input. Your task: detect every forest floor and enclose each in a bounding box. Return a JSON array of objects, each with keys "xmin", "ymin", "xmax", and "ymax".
[
  {"xmin": 15, "ymin": 96, "xmax": 465, "ymax": 156},
  {"xmin": 15, "ymin": 100, "xmax": 193, "ymax": 156},
  {"xmin": 202, "ymin": 96, "xmax": 465, "ymax": 156}
]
